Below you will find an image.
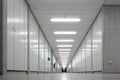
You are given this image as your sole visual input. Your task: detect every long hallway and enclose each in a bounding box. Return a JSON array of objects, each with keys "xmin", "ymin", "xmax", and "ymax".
[{"xmin": 1, "ymin": 0, "xmax": 120, "ymax": 79}]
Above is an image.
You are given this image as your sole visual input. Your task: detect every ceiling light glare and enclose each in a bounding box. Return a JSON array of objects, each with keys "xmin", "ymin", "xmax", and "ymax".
[
  {"xmin": 58, "ymin": 49, "xmax": 71, "ymax": 51},
  {"xmin": 86, "ymin": 45, "xmax": 98, "ymax": 48},
  {"xmin": 56, "ymin": 39, "xmax": 74, "ymax": 42},
  {"xmin": 50, "ymin": 18, "xmax": 81, "ymax": 22},
  {"xmin": 97, "ymin": 31, "xmax": 102, "ymax": 35},
  {"xmin": 30, "ymin": 45, "xmax": 38, "ymax": 48},
  {"xmin": 57, "ymin": 45, "xmax": 73, "ymax": 47},
  {"xmin": 30, "ymin": 40, "xmax": 38, "ymax": 43},
  {"xmin": 8, "ymin": 18, "xmax": 23, "ymax": 23},
  {"xmin": 54, "ymin": 31, "xmax": 77, "ymax": 35},
  {"xmin": 93, "ymin": 39, "xmax": 102, "ymax": 43}
]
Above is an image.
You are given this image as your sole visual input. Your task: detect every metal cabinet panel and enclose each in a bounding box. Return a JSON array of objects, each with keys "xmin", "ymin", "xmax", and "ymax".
[
  {"xmin": 81, "ymin": 42, "xmax": 86, "ymax": 72},
  {"xmin": 78, "ymin": 50, "xmax": 82, "ymax": 72},
  {"xmin": 14, "ymin": 0, "xmax": 27, "ymax": 71},
  {"xmin": 92, "ymin": 13, "xmax": 102, "ymax": 71},
  {"xmin": 39, "ymin": 31, "xmax": 45, "ymax": 72},
  {"xmin": 7, "ymin": 0, "xmax": 15, "ymax": 70},
  {"xmin": 29, "ymin": 12, "xmax": 38, "ymax": 71},
  {"xmin": 7, "ymin": 0, "xmax": 28, "ymax": 70},
  {"xmin": 48, "ymin": 47, "xmax": 51, "ymax": 72},
  {"xmin": 44, "ymin": 41, "xmax": 49, "ymax": 72},
  {"xmin": 85, "ymin": 30, "xmax": 92, "ymax": 71},
  {"xmin": 7, "ymin": 0, "xmax": 55, "ymax": 72}
]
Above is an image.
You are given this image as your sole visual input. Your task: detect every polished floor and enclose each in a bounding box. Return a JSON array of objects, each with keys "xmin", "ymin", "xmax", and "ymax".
[{"xmin": 0, "ymin": 72, "xmax": 120, "ymax": 80}]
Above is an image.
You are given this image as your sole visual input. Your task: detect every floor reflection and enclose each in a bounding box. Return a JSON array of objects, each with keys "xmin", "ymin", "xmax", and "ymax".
[{"xmin": 0, "ymin": 72, "xmax": 120, "ymax": 80}]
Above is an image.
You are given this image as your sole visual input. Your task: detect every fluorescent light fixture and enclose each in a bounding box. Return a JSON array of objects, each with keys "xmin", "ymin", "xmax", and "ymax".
[
  {"xmin": 58, "ymin": 49, "xmax": 71, "ymax": 51},
  {"xmin": 59, "ymin": 52, "xmax": 70, "ymax": 53},
  {"xmin": 57, "ymin": 45, "xmax": 73, "ymax": 47},
  {"xmin": 54, "ymin": 31, "xmax": 77, "ymax": 35},
  {"xmin": 56, "ymin": 39, "xmax": 74, "ymax": 42},
  {"xmin": 50, "ymin": 18, "xmax": 81, "ymax": 22}
]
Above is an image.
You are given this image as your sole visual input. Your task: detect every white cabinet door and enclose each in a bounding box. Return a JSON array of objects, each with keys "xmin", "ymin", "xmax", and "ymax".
[
  {"xmin": 7, "ymin": 0, "xmax": 15, "ymax": 70},
  {"xmin": 29, "ymin": 12, "xmax": 38, "ymax": 71},
  {"xmin": 7, "ymin": 0, "xmax": 28, "ymax": 70},
  {"xmin": 39, "ymin": 32, "xmax": 45, "ymax": 72},
  {"xmin": 92, "ymin": 13, "xmax": 102, "ymax": 71}
]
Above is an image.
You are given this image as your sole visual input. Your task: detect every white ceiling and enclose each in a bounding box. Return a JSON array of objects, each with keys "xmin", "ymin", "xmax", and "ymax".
[{"xmin": 27, "ymin": 0, "xmax": 104, "ymax": 67}]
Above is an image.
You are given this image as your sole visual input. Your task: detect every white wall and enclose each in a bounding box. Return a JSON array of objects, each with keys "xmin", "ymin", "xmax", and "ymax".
[
  {"xmin": 85, "ymin": 31, "xmax": 92, "ymax": 72},
  {"xmin": 44, "ymin": 41, "xmax": 49, "ymax": 72},
  {"xmin": 103, "ymin": 6, "xmax": 120, "ymax": 73},
  {"xmin": 92, "ymin": 13, "xmax": 103, "ymax": 71},
  {"xmin": 29, "ymin": 12, "xmax": 39, "ymax": 71},
  {"xmin": 69, "ymin": 12, "xmax": 103, "ymax": 72},
  {"xmin": 7, "ymin": 0, "xmax": 57, "ymax": 72},
  {"xmin": 7, "ymin": 0, "xmax": 28, "ymax": 71},
  {"xmin": 48, "ymin": 47, "xmax": 51, "ymax": 72},
  {"xmin": 39, "ymin": 31, "xmax": 45, "ymax": 72}
]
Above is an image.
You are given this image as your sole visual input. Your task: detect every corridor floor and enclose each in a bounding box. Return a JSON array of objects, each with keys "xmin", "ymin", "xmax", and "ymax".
[{"xmin": 0, "ymin": 72, "xmax": 120, "ymax": 80}]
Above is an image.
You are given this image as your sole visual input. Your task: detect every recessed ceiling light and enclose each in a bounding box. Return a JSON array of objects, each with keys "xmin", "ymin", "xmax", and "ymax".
[
  {"xmin": 54, "ymin": 31, "xmax": 77, "ymax": 35},
  {"xmin": 50, "ymin": 18, "xmax": 81, "ymax": 22},
  {"xmin": 56, "ymin": 39, "xmax": 74, "ymax": 42},
  {"xmin": 59, "ymin": 52, "xmax": 71, "ymax": 53},
  {"xmin": 57, "ymin": 45, "xmax": 73, "ymax": 47},
  {"xmin": 58, "ymin": 49, "xmax": 71, "ymax": 51}
]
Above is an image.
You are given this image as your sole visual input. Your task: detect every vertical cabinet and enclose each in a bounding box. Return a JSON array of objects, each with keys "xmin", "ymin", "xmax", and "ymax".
[
  {"xmin": 29, "ymin": 12, "xmax": 38, "ymax": 71},
  {"xmin": 7, "ymin": 0, "xmax": 28, "ymax": 71}
]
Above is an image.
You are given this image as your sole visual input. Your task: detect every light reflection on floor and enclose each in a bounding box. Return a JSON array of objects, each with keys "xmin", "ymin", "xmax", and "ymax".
[{"xmin": 0, "ymin": 72, "xmax": 120, "ymax": 80}]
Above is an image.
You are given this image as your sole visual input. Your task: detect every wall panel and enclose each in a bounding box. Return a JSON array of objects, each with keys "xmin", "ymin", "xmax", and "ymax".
[
  {"xmin": 7, "ymin": 0, "xmax": 28, "ymax": 71},
  {"xmin": 7, "ymin": 0, "xmax": 15, "ymax": 70},
  {"xmin": 69, "ymin": 12, "xmax": 103, "ymax": 73},
  {"xmin": 85, "ymin": 30, "xmax": 92, "ymax": 71},
  {"xmin": 29, "ymin": 12, "xmax": 39, "ymax": 71},
  {"xmin": 39, "ymin": 31, "xmax": 45, "ymax": 72},
  {"xmin": 92, "ymin": 13, "xmax": 102, "ymax": 71},
  {"xmin": 7, "ymin": 0, "xmax": 59, "ymax": 73}
]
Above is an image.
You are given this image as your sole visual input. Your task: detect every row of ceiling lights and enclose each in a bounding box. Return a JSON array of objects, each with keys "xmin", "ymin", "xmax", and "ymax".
[
  {"xmin": 50, "ymin": 18, "xmax": 81, "ymax": 67},
  {"xmin": 50, "ymin": 17, "xmax": 81, "ymax": 66},
  {"xmin": 54, "ymin": 31, "xmax": 76, "ymax": 53}
]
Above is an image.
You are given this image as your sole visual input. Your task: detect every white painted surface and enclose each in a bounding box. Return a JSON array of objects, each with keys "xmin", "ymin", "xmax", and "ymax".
[
  {"xmin": 7, "ymin": 0, "xmax": 28, "ymax": 70},
  {"xmin": 7, "ymin": 0, "xmax": 56, "ymax": 72},
  {"xmin": 92, "ymin": 12, "xmax": 102, "ymax": 71},
  {"xmin": 69, "ymin": 12, "xmax": 103, "ymax": 72},
  {"xmin": 29, "ymin": 12, "xmax": 39, "ymax": 71}
]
